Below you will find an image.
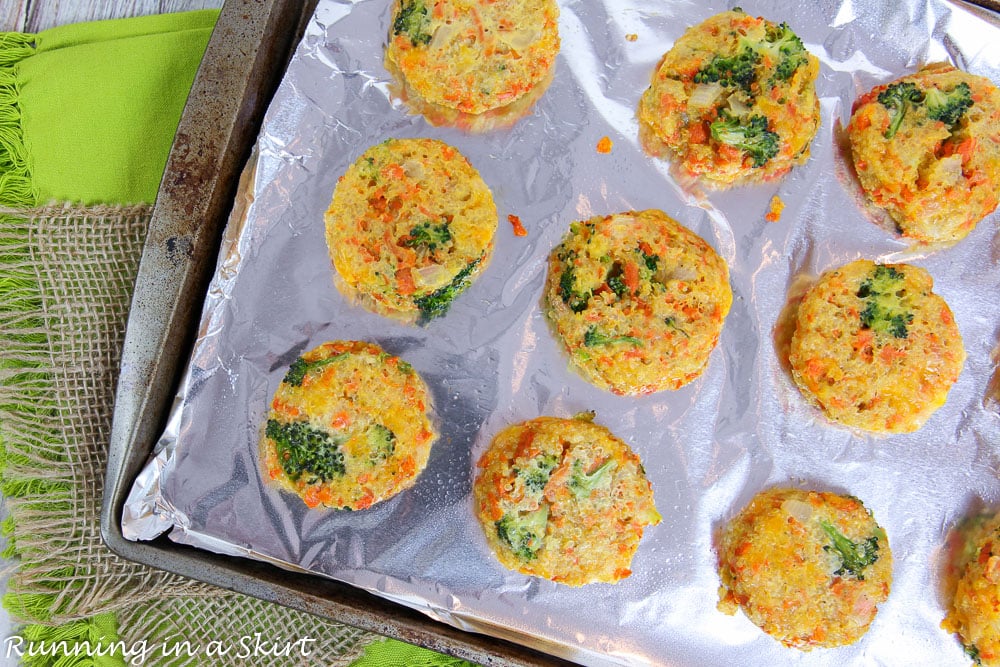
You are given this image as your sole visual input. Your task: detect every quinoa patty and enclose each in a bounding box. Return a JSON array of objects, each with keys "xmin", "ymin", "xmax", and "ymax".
[
  {"xmin": 543, "ymin": 209, "xmax": 732, "ymax": 395},
  {"xmin": 473, "ymin": 413, "xmax": 660, "ymax": 586},
  {"xmin": 788, "ymin": 259, "xmax": 964, "ymax": 434},
  {"xmin": 261, "ymin": 340, "xmax": 436, "ymax": 510},
  {"xmin": 848, "ymin": 63, "xmax": 1000, "ymax": 246},
  {"xmin": 325, "ymin": 138, "xmax": 497, "ymax": 322},
  {"xmin": 718, "ymin": 488, "xmax": 892, "ymax": 650},
  {"xmin": 943, "ymin": 513, "xmax": 1000, "ymax": 666},
  {"xmin": 637, "ymin": 9, "xmax": 820, "ymax": 187},
  {"xmin": 385, "ymin": 0, "xmax": 559, "ymax": 129}
]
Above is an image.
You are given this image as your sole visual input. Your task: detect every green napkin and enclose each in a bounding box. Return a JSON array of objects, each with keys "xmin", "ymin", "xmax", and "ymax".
[{"xmin": 0, "ymin": 9, "xmax": 218, "ymax": 206}]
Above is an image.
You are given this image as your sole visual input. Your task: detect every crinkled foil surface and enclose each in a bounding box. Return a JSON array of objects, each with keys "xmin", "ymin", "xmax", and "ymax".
[{"xmin": 123, "ymin": 1, "xmax": 1000, "ymax": 664}]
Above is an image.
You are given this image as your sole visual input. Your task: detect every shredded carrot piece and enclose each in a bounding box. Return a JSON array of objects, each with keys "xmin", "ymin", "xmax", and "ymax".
[
  {"xmin": 355, "ymin": 489, "xmax": 375, "ymax": 510},
  {"xmin": 623, "ymin": 261, "xmax": 640, "ymax": 293},
  {"xmin": 625, "ymin": 33, "xmax": 638, "ymax": 42},
  {"xmin": 396, "ymin": 268, "xmax": 415, "ymax": 295},
  {"xmin": 596, "ymin": 136, "xmax": 613, "ymax": 154},
  {"xmin": 688, "ymin": 121, "xmax": 708, "ymax": 145},
  {"xmin": 507, "ymin": 213, "xmax": 527, "ymax": 237},
  {"xmin": 879, "ymin": 345, "xmax": 907, "ymax": 364}
]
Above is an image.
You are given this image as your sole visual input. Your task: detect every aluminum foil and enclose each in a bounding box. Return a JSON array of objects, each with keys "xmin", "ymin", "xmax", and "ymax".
[{"xmin": 123, "ymin": 0, "xmax": 1000, "ymax": 664}]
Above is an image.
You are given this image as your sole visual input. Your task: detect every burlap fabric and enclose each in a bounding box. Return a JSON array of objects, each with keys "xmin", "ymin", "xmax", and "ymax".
[{"xmin": 0, "ymin": 202, "xmax": 375, "ymax": 664}]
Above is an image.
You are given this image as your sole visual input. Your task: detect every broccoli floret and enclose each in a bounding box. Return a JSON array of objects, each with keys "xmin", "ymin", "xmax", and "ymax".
[
  {"xmin": 517, "ymin": 453, "xmax": 558, "ymax": 493},
  {"xmin": 495, "ymin": 506, "xmax": 549, "ymax": 561},
  {"xmin": 558, "ymin": 261, "xmax": 591, "ymax": 313},
  {"xmin": 403, "ymin": 221, "xmax": 452, "ymax": 251},
  {"xmin": 925, "ymin": 82, "xmax": 973, "ymax": 128},
  {"xmin": 392, "ymin": 0, "xmax": 432, "ymax": 46},
  {"xmin": 266, "ymin": 419, "xmax": 345, "ymax": 484},
  {"xmin": 694, "ymin": 47, "xmax": 760, "ymax": 91},
  {"xmin": 859, "ymin": 302, "xmax": 912, "ymax": 339},
  {"xmin": 606, "ymin": 262, "xmax": 630, "ymax": 298},
  {"xmin": 583, "ymin": 326, "xmax": 642, "ymax": 347},
  {"xmin": 856, "ymin": 265, "xmax": 913, "ymax": 339},
  {"xmin": 636, "ymin": 247, "xmax": 659, "ymax": 274},
  {"xmin": 367, "ymin": 424, "xmax": 396, "ymax": 465},
  {"xmin": 608, "ymin": 273, "xmax": 628, "ymax": 297},
  {"xmin": 819, "ymin": 519, "xmax": 881, "ymax": 580},
  {"xmin": 877, "ymin": 81, "xmax": 924, "ymax": 139},
  {"xmin": 857, "ymin": 265, "xmax": 904, "ymax": 298},
  {"xmin": 710, "ymin": 114, "xmax": 780, "ymax": 167},
  {"xmin": 378, "ymin": 352, "xmax": 414, "ymax": 375},
  {"xmin": 283, "ymin": 353, "xmax": 348, "ymax": 386},
  {"xmin": 414, "ymin": 256, "xmax": 482, "ymax": 322},
  {"xmin": 755, "ymin": 22, "xmax": 808, "ymax": 81},
  {"xmin": 568, "ymin": 458, "xmax": 618, "ymax": 499}
]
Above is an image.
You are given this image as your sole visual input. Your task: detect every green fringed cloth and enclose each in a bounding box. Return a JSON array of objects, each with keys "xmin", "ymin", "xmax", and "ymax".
[{"xmin": 0, "ymin": 11, "xmax": 221, "ymax": 206}]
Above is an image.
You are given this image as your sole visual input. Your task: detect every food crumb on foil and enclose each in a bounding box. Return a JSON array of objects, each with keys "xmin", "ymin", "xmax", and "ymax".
[
  {"xmin": 507, "ymin": 213, "xmax": 528, "ymax": 237},
  {"xmin": 765, "ymin": 195, "xmax": 785, "ymax": 222}
]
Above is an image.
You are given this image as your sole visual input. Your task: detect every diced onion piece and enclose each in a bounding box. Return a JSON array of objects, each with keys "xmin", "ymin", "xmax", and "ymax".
[
  {"xmin": 402, "ymin": 160, "xmax": 425, "ymax": 180},
  {"xmin": 688, "ymin": 83, "xmax": 723, "ymax": 110},
  {"xmin": 781, "ymin": 497, "xmax": 814, "ymax": 524},
  {"xmin": 925, "ymin": 154, "xmax": 963, "ymax": 188},
  {"xmin": 725, "ymin": 95, "xmax": 751, "ymax": 117},
  {"xmin": 414, "ymin": 264, "xmax": 449, "ymax": 288},
  {"xmin": 664, "ymin": 265, "xmax": 698, "ymax": 282},
  {"xmin": 430, "ymin": 23, "xmax": 457, "ymax": 50},
  {"xmin": 501, "ymin": 28, "xmax": 539, "ymax": 52}
]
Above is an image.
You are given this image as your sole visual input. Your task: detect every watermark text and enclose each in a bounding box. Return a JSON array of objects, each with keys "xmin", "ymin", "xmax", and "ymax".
[{"xmin": 4, "ymin": 633, "xmax": 315, "ymax": 665}]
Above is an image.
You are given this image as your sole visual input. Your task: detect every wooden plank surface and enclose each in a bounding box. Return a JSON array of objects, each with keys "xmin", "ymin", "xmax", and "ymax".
[{"xmin": 1, "ymin": 0, "xmax": 223, "ymax": 33}]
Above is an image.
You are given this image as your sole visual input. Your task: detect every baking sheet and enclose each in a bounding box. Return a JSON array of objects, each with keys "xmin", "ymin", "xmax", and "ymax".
[{"xmin": 123, "ymin": 0, "xmax": 1000, "ymax": 664}]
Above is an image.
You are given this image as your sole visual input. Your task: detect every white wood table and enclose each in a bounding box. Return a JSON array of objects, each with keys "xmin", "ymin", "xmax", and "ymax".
[{"xmin": 1, "ymin": 0, "xmax": 223, "ymax": 32}]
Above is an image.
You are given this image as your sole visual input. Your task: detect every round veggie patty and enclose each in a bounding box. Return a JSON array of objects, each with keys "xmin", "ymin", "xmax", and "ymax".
[
  {"xmin": 384, "ymin": 0, "xmax": 559, "ymax": 126},
  {"xmin": 325, "ymin": 138, "xmax": 497, "ymax": 322},
  {"xmin": 788, "ymin": 259, "xmax": 964, "ymax": 434},
  {"xmin": 717, "ymin": 487, "xmax": 892, "ymax": 650},
  {"xmin": 637, "ymin": 9, "xmax": 820, "ymax": 187},
  {"xmin": 848, "ymin": 63, "xmax": 1000, "ymax": 246},
  {"xmin": 543, "ymin": 209, "xmax": 732, "ymax": 395},
  {"xmin": 261, "ymin": 340, "xmax": 436, "ymax": 510},
  {"xmin": 943, "ymin": 512, "xmax": 1000, "ymax": 666},
  {"xmin": 473, "ymin": 413, "xmax": 661, "ymax": 586}
]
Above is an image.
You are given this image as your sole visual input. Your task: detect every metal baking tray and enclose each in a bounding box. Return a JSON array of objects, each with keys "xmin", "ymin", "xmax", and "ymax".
[
  {"xmin": 101, "ymin": 1, "xmax": 999, "ymax": 665},
  {"xmin": 99, "ymin": 0, "xmax": 568, "ymax": 664}
]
